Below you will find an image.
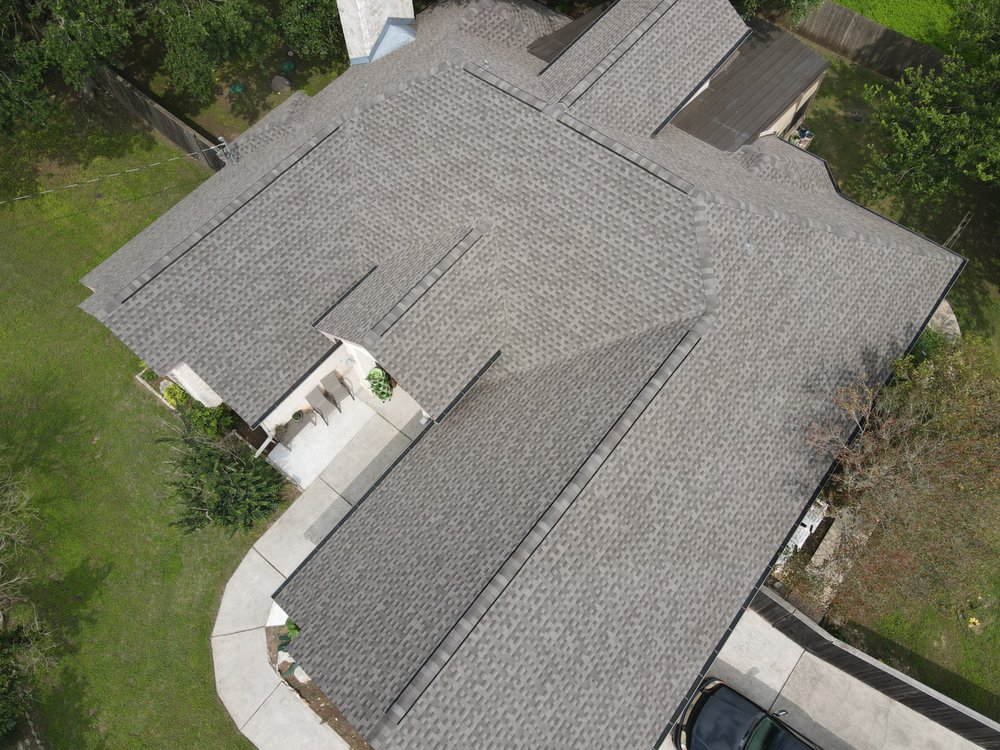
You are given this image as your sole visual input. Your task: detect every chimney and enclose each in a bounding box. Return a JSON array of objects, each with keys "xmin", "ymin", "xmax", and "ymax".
[{"xmin": 338, "ymin": 0, "xmax": 416, "ymax": 64}]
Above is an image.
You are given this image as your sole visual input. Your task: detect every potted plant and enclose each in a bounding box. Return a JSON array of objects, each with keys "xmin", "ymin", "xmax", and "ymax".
[{"xmin": 366, "ymin": 367, "xmax": 393, "ymax": 402}]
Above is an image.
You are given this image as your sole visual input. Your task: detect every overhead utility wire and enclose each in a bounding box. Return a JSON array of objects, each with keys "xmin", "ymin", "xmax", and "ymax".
[{"xmin": 0, "ymin": 142, "xmax": 227, "ymax": 207}]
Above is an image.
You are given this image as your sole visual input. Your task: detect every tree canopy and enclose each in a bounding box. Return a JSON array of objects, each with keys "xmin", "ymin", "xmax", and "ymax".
[
  {"xmin": 731, "ymin": 0, "xmax": 821, "ymax": 23},
  {"xmin": 0, "ymin": 0, "xmax": 345, "ymax": 132},
  {"xmin": 861, "ymin": 0, "xmax": 1000, "ymax": 208}
]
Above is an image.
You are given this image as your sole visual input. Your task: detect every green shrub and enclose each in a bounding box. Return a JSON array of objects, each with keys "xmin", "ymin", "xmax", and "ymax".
[
  {"xmin": 0, "ymin": 456, "xmax": 45, "ymax": 737},
  {"xmin": 185, "ymin": 403, "xmax": 236, "ymax": 438},
  {"xmin": 0, "ymin": 627, "xmax": 34, "ymax": 735},
  {"xmin": 909, "ymin": 326, "xmax": 949, "ymax": 366},
  {"xmin": 140, "ymin": 368, "xmax": 157, "ymax": 383},
  {"xmin": 163, "ymin": 383, "xmax": 190, "ymax": 409},
  {"xmin": 366, "ymin": 367, "xmax": 392, "ymax": 402},
  {"xmin": 163, "ymin": 426, "xmax": 285, "ymax": 532}
]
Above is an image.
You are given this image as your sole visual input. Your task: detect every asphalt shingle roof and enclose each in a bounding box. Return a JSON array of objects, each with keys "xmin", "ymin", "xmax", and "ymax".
[
  {"xmin": 80, "ymin": 0, "xmax": 963, "ymax": 747},
  {"xmin": 672, "ymin": 20, "xmax": 829, "ymax": 151}
]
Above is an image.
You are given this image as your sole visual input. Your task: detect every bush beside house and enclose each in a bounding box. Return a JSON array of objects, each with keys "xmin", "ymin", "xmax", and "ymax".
[{"xmin": 164, "ymin": 426, "xmax": 286, "ymax": 533}]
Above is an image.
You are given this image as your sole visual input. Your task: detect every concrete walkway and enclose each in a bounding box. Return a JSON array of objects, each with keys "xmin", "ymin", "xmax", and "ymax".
[
  {"xmin": 212, "ymin": 409, "xmax": 418, "ymax": 749},
  {"xmin": 709, "ymin": 609, "xmax": 981, "ymax": 750}
]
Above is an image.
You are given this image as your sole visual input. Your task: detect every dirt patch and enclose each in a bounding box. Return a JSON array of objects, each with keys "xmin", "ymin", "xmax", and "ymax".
[
  {"xmin": 235, "ymin": 416, "xmax": 272, "ymax": 454},
  {"xmin": 266, "ymin": 625, "xmax": 374, "ymax": 750}
]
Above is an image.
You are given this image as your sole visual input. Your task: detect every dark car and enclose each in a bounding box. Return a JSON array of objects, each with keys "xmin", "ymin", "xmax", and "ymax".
[{"xmin": 674, "ymin": 679, "xmax": 819, "ymax": 750}]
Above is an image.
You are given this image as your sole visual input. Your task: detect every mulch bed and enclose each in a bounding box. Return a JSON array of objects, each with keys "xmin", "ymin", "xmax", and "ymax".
[{"xmin": 266, "ymin": 624, "xmax": 374, "ymax": 750}]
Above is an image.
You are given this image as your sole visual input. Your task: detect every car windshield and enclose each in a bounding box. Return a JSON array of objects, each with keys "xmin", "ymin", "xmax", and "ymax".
[{"xmin": 744, "ymin": 716, "xmax": 812, "ymax": 750}]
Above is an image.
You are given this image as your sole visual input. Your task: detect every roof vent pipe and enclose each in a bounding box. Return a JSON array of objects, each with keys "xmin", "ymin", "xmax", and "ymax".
[{"xmin": 338, "ymin": 0, "xmax": 416, "ymax": 65}]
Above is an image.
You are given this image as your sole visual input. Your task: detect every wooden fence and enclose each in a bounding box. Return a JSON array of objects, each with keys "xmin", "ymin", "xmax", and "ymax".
[
  {"xmin": 96, "ymin": 66, "xmax": 226, "ymax": 172},
  {"xmin": 752, "ymin": 588, "xmax": 1000, "ymax": 748},
  {"xmin": 773, "ymin": 0, "xmax": 943, "ymax": 78}
]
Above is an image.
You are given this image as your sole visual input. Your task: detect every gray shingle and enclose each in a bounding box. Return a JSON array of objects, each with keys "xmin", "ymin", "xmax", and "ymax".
[
  {"xmin": 275, "ymin": 319, "xmax": 693, "ymax": 735},
  {"xmin": 566, "ymin": 0, "xmax": 747, "ymax": 134},
  {"xmin": 374, "ymin": 203, "xmax": 959, "ymax": 750},
  {"xmin": 78, "ymin": 1, "xmax": 963, "ymax": 747}
]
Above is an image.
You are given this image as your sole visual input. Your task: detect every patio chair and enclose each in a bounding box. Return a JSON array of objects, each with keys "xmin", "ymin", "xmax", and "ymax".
[
  {"xmin": 320, "ymin": 371, "xmax": 354, "ymax": 407},
  {"xmin": 306, "ymin": 386, "xmax": 339, "ymax": 424}
]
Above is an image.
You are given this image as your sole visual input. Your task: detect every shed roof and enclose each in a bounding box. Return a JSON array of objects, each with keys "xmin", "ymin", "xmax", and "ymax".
[{"xmin": 672, "ymin": 20, "xmax": 829, "ymax": 151}]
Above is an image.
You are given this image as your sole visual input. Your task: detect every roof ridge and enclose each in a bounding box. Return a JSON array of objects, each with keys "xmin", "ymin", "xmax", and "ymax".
[
  {"xmin": 372, "ymin": 221, "xmax": 492, "ymax": 338},
  {"xmin": 94, "ymin": 121, "xmax": 346, "ymax": 319},
  {"xmin": 464, "ymin": 63, "xmax": 694, "ymax": 194},
  {"xmin": 558, "ymin": 0, "xmax": 681, "ymax": 107},
  {"xmin": 369, "ymin": 324, "xmax": 704, "ymax": 742}
]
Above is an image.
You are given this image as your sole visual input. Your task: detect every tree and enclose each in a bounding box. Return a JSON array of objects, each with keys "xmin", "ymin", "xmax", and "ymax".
[
  {"xmin": 730, "ymin": 0, "xmax": 820, "ymax": 23},
  {"xmin": 279, "ymin": 0, "xmax": 345, "ymax": 59},
  {"xmin": 1, "ymin": 0, "xmax": 342, "ymax": 130},
  {"xmin": 0, "ymin": 455, "xmax": 47, "ymax": 737},
  {"xmin": 144, "ymin": 0, "xmax": 277, "ymax": 100},
  {"xmin": 861, "ymin": 0, "xmax": 1000, "ymax": 208},
  {"xmin": 0, "ymin": 627, "xmax": 34, "ymax": 735},
  {"xmin": 35, "ymin": 0, "xmax": 135, "ymax": 89},
  {"xmin": 163, "ymin": 425, "xmax": 285, "ymax": 532},
  {"xmin": 805, "ymin": 334, "xmax": 1000, "ymax": 604},
  {"xmin": 0, "ymin": 9, "xmax": 46, "ymax": 133},
  {"xmin": 1, "ymin": 0, "xmax": 135, "ymax": 130}
]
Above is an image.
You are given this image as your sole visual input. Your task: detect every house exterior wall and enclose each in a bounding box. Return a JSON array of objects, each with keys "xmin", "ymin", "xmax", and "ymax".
[
  {"xmin": 168, "ymin": 363, "xmax": 224, "ymax": 407},
  {"xmin": 759, "ymin": 75, "xmax": 824, "ymax": 139},
  {"xmin": 259, "ymin": 338, "xmax": 378, "ymax": 434}
]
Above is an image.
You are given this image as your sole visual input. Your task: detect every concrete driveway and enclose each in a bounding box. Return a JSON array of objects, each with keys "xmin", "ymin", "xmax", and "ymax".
[{"xmin": 707, "ymin": 608, "xmax": 981, "ymax": 750}]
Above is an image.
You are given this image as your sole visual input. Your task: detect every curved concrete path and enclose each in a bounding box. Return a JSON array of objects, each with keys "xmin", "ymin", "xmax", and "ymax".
[{"xmin": 212, "ymin": 408, "xmax": 418, "ymax": 749}]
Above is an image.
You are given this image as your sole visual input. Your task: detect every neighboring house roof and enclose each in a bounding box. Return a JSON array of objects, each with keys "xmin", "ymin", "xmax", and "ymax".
[
  {"xmin": 673, "ymin": 20, "xmax": 829, "ymax": 151},
  {"xmin": 80, "ymin": 0, "xmax": 963, "ymax": 748}
]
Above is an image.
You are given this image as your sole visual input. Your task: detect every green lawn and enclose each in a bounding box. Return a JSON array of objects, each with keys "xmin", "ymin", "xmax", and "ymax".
[
  {"xmin": 0, "ymin": 96, "xmax": 275, "ymax": 749},
  {"xmin": 803, "ymin": 48, "xmax": 888, "ymax": 197},
  {"xmin": 805, "ymin": 46, "xmax": 1000, "ymax": 353},
  {"xmin": 834, "ymin": 0, "xmax": 955, "ymax": 48},
  {"xmin": 841, "ymin": 574, "xmax": 1000, "ymax": 719}
]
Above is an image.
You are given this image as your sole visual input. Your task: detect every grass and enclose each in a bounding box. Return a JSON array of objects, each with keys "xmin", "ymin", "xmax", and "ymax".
[
  {"xmin": 0, "ymin": 94, "xmax": 280, "ymax": 749},
  {"xmin": 839, "ymin": 575, "xmax": 1000, "ymax": 719},
  {"xmin": 834, "ymin": 0, "xmax": 956, "ymax": 48},
  {"xmin": 805, "ymin": 46, "xmax": 1000, "ymax": 354},
  {"xmin": 802, "ymin": 47, "xmax": 889, "ymax": 193},
  {"xmin": 833, "ymin": 530, "xmax": 1000, "ymax": 720},
  {"xmin": 119, "ymin": 41, "xmax": 347, "ymax": 139}
]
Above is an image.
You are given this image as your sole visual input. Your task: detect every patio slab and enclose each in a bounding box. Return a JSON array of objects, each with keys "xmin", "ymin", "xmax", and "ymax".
[
  {"xmin": 319, "ymin": 415, "xmax": 412, "ymax": 504},
  {"xmin": 242, "ymin": 682, "xmax": 351, "ymax": 750},
  {"xmin": 254, "ymin": 480, "xmax": 352, "ymax": 578},
  {"xmin": 212, "ymin": 549, "xmax": 286, "ymax": 637},
  {"xmin": 269, "ymin": 396, "xmax": 377, "ymax": 488},
  {"xmin": 362, "ymin": 386, "xmax": 426, "ymax": 439},
  {"xmin": 212, "ymin": 628, "xmax": 281, "ymax": 729}
]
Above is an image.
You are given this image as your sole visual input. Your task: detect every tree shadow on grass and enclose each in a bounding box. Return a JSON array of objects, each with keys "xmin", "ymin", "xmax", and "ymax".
[
  {"xmin": 27, "ymin": 559, "xmax": 112, "ymax": 749},
  {"xmin": 0, "ymin": 87, "xmax": 159, "ymax": 204},
  {"xmin": 829, "ymin": 620, "xmax": 1000, "ymax": 723}
]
